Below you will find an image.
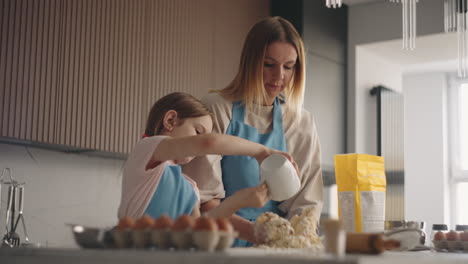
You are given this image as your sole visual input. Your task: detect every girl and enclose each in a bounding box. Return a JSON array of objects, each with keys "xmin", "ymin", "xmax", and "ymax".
[{"xmin": 117, "ymin": 92, "xmax": 295, "ymax": 232}]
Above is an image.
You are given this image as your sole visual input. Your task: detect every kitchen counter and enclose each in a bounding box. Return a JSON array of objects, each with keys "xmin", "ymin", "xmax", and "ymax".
[
  {"xmin": 359, "ymin": 251, "xmax": 468, "ymax": 264},
  {"xmin": 0, "ymin": 247, "xmax": 353, "ymax": 264},
  {"xmin": 0, "ymin": 247, "xmax": 467, "ymax": 264}
]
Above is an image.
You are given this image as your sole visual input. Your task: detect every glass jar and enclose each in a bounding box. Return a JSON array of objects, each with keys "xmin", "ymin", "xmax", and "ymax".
[{"xmin": 431, "ymin": 224, "xmax": 448, "ymax": 250}]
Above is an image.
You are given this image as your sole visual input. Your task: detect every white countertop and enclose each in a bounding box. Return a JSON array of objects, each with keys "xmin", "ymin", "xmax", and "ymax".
[
  {"xmin": 359, "ymin": 251, "xmax": 468, "ymax": 264},
  {"xmin": 0, "ymin": 247, "xmax": 353, "ymax": 264},
  {"xmin": 0, "ymin": 247, "xmax": 467, "ymax": 264}
]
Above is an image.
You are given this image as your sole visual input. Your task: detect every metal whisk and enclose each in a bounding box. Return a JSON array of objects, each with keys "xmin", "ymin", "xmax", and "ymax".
[{"xmin": 1, "ymin": 168, "xmax": 27, "ymax": 247}]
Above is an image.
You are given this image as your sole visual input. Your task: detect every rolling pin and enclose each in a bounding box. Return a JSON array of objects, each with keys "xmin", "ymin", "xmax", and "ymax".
[{"xmin": 346, "ymin": 232, "xmax": 400, "ymax": 254}]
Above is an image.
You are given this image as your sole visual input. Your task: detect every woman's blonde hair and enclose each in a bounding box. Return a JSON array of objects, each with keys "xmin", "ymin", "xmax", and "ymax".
[
  {"xmin": 218, "ymin": 16, "xmax": 305, "ymax": 117},
  {"xmin": 145, "ymin": 92, "xmax": 212, "ymax": 136}
]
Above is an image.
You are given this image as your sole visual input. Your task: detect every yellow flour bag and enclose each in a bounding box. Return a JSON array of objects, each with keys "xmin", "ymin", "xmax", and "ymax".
[{"xmin": 334, "ymin": 154, "xmax": 386, "ymax": 232}]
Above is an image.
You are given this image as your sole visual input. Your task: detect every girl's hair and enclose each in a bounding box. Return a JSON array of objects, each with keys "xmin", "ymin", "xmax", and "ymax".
[
  {"xmin": 144, "ymin": 92, "xmax": 212, "ymax": 137},
  {"xmin": 218, "ymin": 16, "xmax": 306, "ymax": 118}
]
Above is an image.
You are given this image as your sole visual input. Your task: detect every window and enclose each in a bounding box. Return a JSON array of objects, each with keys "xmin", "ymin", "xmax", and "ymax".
[
  {"xmin": 461, "ymin": 86, "xmax": 468, "ymax": 171},
  {"xmin": 456, "ymin": 183, "xmax": 468, "ymax": 224},
  {"xmin": 449, "ymin": 80, "xmax": 468, "ymax": 225}
]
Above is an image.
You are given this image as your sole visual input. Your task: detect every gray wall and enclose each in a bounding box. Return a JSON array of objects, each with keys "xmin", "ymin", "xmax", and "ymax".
[
  {"xmin": 271, "ymin": 0, "xmax": 347, "ymax": 219},
  {"xmin": 303, "ymin": 1, "xmax": 347, "ymax": 172},
  {"xmin": 0, "ymin": 143, "xmax": 123, "ymax": 248},
  {"xmin": 271, "ymin": 0, "xmax": 347, "ymax": 173},
  {"xmin": 347, "ymin": 0, "xmax": 445, "ymax": 153}
]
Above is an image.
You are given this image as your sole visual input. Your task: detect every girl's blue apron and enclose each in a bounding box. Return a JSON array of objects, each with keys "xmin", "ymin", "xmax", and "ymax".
[
  {"xmin": 221, "ymin": 98, "xmax": 287, "ymax": 247},
  {"xmin": 144, "ymin": 164, "xmax": 198, "ymax": 219}
]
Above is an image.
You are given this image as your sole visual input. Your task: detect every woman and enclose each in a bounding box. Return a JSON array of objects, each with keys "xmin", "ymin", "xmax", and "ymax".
[{"xmin": 183, "ymin": 16, "xmax": 323, "ymax": 247}]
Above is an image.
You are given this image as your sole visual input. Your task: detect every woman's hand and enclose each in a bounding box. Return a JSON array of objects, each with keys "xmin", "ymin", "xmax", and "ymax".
[
  {"xmin": 235, "ymin": 183, "xmax": 269, "ymax": 208},
  {"xmin": 283, "ymin": 152, "xmax": 300, "ymax": 177}
]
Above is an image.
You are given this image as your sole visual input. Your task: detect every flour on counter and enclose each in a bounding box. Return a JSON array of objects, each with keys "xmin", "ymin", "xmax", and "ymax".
[{"xmin": 254, "ymin": 208, "xmax": 322, "ymax": 250}]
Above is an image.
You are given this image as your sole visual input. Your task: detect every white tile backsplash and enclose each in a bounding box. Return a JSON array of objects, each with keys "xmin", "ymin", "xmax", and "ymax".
[{"xmin": 0, "ymin": 143, "xmax": 124, "ymax": 248}]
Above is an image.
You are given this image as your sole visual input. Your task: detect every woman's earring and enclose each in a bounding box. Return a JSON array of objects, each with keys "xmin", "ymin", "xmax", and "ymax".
[{"xmin": 169, "ymin": 120, "xmax": 177, "ymax": 132}]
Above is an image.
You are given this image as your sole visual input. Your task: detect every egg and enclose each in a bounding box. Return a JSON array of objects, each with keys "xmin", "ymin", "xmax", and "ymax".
[
  {"xmin": 446, "ymin": 230, "xmax": 460, "ymax": 241},
  {"xmin": 134, "ymin": 215, "xmax": 155, "ymax": 230},
  {"xmin": 433, "ymin": 231, "xmax": 446, "ymax": 241},
  {"xmin": 460, "ymin": 231, "xmax": 468, "ymax": 241},
  {"xmin": 216, "ymin": 218, "xmax": 234, "ymax": 233},
  {"xmin": 172, "ymin": 214, "xmax": 195, "ymax": 231},
  {"xmin": 154, "ymin": 214, "xmax": 174, "ymax": 230},
  {"xmin": 116, "ymin": 216, "xmax": 136, "ymax": 231},
  {"xmin": 194, "ymin": 216, "xmax": 218, "ymax": 232}
]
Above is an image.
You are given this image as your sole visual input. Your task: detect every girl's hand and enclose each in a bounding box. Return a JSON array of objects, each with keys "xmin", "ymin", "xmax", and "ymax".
[
  {"xmin": 205, "ymin": 184, "xmax": 269, "ymax": 220},
  {"xmin": 236, "ymin": 184, "xmax": 269, "ymax": 208}
]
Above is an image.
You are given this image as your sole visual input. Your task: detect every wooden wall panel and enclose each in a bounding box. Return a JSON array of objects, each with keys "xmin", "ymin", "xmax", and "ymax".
[
  {"xmin": 0, "ymin": 0, "xmax": 270, "ymax": 154},
  {"xmin": 0, "ymin": 0, "xmax": 61, "ymax": 144}
]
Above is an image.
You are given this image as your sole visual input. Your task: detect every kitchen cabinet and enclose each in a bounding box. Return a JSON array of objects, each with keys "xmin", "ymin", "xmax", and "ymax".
[
  {"xmin": 1, "ymin": 0, "xmax": 255, "ymax": 154},
  {"xmin": 1, "ymin": 0, "xmax": 151, "ymax": 153}
]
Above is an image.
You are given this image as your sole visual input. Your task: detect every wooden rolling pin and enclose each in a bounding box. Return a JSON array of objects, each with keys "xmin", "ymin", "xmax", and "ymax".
[{"xmin": 346, "ymin": 232, "xmax": 400, "ymax": 254}]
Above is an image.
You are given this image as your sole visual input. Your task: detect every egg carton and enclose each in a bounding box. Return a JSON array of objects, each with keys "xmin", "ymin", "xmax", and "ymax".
[
  {"xmin": 70, "ymin": 224, "xmax": 237, "ymax": 251},
  {"xmin": 432, "ymin": 240, "xmax": 468, "ymax": 253},
  {"xmin": 113, "ymin": 228, "xmax": 238, "ymax": 251}
]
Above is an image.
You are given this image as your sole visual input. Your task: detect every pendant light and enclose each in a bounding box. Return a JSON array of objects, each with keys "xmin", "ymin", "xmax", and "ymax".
[
  {"xmin": 445, "ymin": 0, "xmax": 468, "ymax": 77},
  {"xmin": 445, "ymin": 0, "xmax": 457, "ymax": 33},
  {"xmin": 390, "ymin": 0, "xmax": 418, "ymax": 50},
  {"xmin": 327, "ymin": 1, "xmax": 468, "ymax": 75},
  {"xmin": 326, "ymin": 0, "xmax": 342, "ymax": 8},
  {"xmin": 458, "ymin": 0, "xmax": 467, "ymax": 77}
]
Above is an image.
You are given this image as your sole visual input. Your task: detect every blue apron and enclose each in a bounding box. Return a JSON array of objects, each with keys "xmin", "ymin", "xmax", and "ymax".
[
  {"xmin": 221, "ymin": 98, "xmax": 287, "ymax": 247},
  {"xmin": 144, "ymin": 164, "xmax": 198, "ymax": 219}
]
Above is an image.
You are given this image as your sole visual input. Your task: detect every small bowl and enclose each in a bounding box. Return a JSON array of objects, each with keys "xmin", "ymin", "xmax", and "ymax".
[
  {"xmin": 69, "ymin": 224, "xmax": 111, "ymax": 249},
  {"xmin": 406, "ymin": 221, "xmax": 425, "ymax": 230},
  {"xmin": 385, "ymin": 221, "xmax": 426, "ymax": 245},
  {"xmin": 385, "ymin": 221, "xmax": 406, "ymax": 230}
]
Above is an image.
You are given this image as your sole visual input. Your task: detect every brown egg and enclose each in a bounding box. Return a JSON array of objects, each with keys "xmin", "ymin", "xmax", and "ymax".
[
  {"xmin": 172, "ymin": 214, "xmax": 195, "ymax": 231},
  {"xmin": 446, "ymin": 230, "xmax": 460, "ymax": 241},
  {"xmin": 116, "ymin": 216, "xmax": 136, "ymax": 231},
  {"xmin": 154, "ymin": 214, "xmax": 174, "ymax": 230},
  {"xmin": 134, "ymin": 215, "xmax": 155, "ymax": 230},
  {"xmin": 216, "ymin": 218, "xmax": 234, "ymax": 233},
  {"xmin": 433, "ymin": 231, "xmax": 446, "ymax": 241},
  {"xmin": 194, "ymin": 216, "xmax": 218, "ymax": 231},
  {"xmin": 460, "ymin": 231, "xmax": 468, "ymax": 241}
]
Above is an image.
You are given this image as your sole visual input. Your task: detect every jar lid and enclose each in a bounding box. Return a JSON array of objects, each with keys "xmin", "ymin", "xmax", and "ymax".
[
  {"xmin": 455, "ymin": 225, "xmax": 468, "ymax": 231},
  {"xmin": 432, "ymin": 224, "xmax": 448, "ymax": 230}
]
